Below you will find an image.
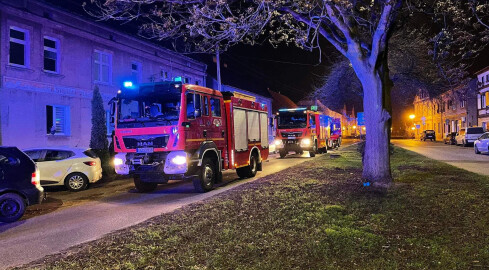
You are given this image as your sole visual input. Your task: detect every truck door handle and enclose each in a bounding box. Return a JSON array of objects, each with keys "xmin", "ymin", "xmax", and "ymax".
[
  {"xmin": 203, "ymin": 130, "xmax": 207, "ymax": 138},
  {"xmin": 221, "ymin": 130, "xmax": 225, "ymax": 137}
]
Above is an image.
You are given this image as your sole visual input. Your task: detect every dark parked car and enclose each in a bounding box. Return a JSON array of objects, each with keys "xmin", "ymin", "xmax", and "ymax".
[
  {"xmin": 444, "ymin": 132, "xmax": 457, "ymax": 145},
  {"xmin": 0, "ymin": 147, "xmax": 44, "ymax": 223},
  {"xmin": 421, "ymin": 130, "xmax": 436, "ymax": 141}
]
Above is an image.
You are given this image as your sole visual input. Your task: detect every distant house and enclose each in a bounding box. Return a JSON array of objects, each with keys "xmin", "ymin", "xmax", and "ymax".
[
  {"xmin": 267, "ymin": 89, "xmax": 297, "ymax": 113},
  {"xmin": 476, "ymin": 66, "xmax": 489, "ymax": 130},
  {"xmin": 0, "ymin": 0, "xmax": 206, "ymax": 148},
  {"xmin": 412, "ymin": 80, "xmax": 478, "ymax": 140}
]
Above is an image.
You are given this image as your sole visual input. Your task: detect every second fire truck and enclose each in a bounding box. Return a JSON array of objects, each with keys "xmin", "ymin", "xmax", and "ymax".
[
  {"xmin": 111, "ymin": 81, "xmax": 269, "ymax": 193},
  {"xmin": 274, "ymin": 107, "xmax": 332, "ymax": 158}
]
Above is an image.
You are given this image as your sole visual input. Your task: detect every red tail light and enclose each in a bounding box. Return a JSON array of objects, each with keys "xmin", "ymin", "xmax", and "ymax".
[
  {"xmin": 31, "ymin": 172, "xmax": 39, "ymax": 186},
  {"xmin": 84, "ymin": 161, "xmax": 96, "ymax": 166}
]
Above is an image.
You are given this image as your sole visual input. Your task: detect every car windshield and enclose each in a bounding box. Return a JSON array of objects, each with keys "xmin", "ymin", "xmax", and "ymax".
[
  {"xmin": 278, "ymin": 113, "xmax": 307, "ymax": 129},
  {"xmin": 119, "ymin": 95, "xmax": 181, "ymax": 126},
  {"xmin": 467, "ymin": 127, "xmax": 484, "ymax": 134},
  {"xmin": 426, "ymin": 130, "xmax": 435, "ymax": 134}
]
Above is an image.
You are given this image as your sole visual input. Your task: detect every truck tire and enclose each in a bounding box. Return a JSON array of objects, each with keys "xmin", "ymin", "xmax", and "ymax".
[
  {"xmin": 134, "ymin": 175, "xmax": 157, "ymax": 193},
  {"xmin": 193, "ymin": 157, "xmax": 215, "ymax": 192},
  {"xmin": 309, "ymin": 142, "xmax": 317, "ymax": 157},
  {"xmin": 236, "ymin": 154, "xmax": 258, "ymax": 179},
  {"xmin": 0, "ymin": 193, "xmax": 26, "ymax": 223}
]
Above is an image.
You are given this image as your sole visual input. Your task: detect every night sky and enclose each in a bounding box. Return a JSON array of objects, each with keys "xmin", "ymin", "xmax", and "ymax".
[{"xmin": 195, "ymin": 43, "xmax": 335, "ymax": 103}]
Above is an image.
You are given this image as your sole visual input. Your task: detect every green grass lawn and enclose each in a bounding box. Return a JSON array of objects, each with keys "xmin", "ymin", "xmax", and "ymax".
[{"xmin": 23, "ymin": 146, "xmax": 489, "ymax": 270}]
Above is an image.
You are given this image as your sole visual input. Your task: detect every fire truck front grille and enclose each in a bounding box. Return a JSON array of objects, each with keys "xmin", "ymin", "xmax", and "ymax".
[
  {"xmin": 122, "ymin": 135, "xmax": 169, "ymax": 149},
  {"xmin": 281, "ymin": 132, "xmax": 303, "ymax": 138}
]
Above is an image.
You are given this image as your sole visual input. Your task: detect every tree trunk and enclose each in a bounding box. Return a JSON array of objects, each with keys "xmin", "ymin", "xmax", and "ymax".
[{"xmin": 359, "ymin": 70, "xmax": 392, "ymax": 189}]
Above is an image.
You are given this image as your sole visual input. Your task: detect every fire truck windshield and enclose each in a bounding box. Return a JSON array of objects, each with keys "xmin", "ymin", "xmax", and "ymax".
[
  {"xmin": 278, "ymin": 113, "xmax": 307, "ymax": 129},
  {"xmin": 118, "ymin": 95, "xmax": 181, "ymax": 127}
]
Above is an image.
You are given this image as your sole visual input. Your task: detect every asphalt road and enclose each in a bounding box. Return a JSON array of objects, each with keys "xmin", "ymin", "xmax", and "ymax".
[
  {"xmin": 392, "ymin": 139, "xmax": 489, "ymax": 176},
  {"xmin": 0, "ymin": 141, "xmax": 356, "ymax": 269}
]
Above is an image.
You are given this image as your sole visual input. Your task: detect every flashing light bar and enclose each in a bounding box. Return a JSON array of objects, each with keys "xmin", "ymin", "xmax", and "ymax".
[
  {"xmin": 123, "ymin": 81, "xmax": 133, "ymax": 88},
  {"xmin": 278, "ymin": 107, "xmax": 307, "ymax": 112}
]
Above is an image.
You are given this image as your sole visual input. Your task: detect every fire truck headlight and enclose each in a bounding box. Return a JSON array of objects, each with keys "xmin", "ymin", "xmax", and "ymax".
[
  {"xmin": 301, "ymin": 138, "xmax": 311, "ymax": 146},
  {"xmin": 114, "ymin": 158, "xmax": 124, "ymax": 166},
  {"xmin": 113, "ymin": 153, "xmax": 129, "ymax": 175},
  {"xmin": 164, "ymin": 151, "xmax": 188, "ymax": 174},
  {"xmin": 171, "ymin": 155, "xmax": 187, "ymax": 165},
  {"xmin": 274, "ymin": 139, "xmax": 283, "ymax": 146}
]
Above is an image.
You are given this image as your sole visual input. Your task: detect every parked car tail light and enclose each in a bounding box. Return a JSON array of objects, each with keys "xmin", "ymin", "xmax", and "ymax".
[
  {"xmin": 31, "ymin": 169, "xmax": 41, "ymax": 187},
  {"xmin": 83, "ymin": 161, "xmax": 97, "ymax": 166}
]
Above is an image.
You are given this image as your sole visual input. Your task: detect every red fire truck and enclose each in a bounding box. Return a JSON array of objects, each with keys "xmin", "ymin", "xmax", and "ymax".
[
  {"xmin": 274, "ymin": 107, "xmax": 331, "ymax": 158},
  {"xmin": 329, "ymin": 118, "xmax": 342, "ymax": 148},
  {"xmin": 111, "ymin": 82, "xmax": 269, "ymax": 192}
]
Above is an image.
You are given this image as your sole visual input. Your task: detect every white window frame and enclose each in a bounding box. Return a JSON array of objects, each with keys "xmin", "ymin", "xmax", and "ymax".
[
  {"xmin": 460, "ymin": 99, "xmax": 465, "ymax": 108},
  {"xmin": 131, "ymin": 61, "xmax": 142, "ymax": 83},
  {"xmin": 43, "ymin": 36, "xmax": 60, "ymax": 73},
  {"xmin": 9, "ymin": 26, "xmax": 29, "ymax": 68},
  {"xmin": 93, "ymin": 50, "xmax": 112, "ymax": 84},
  {"xmin": 47, "ymin": 105, "xmax": 71, "ymax": 136}
]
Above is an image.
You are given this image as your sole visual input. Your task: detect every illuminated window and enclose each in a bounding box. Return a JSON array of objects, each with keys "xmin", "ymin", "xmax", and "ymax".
[{"xmin": 46, "ymin": 105, "xmax": 70, "ymax": 135}]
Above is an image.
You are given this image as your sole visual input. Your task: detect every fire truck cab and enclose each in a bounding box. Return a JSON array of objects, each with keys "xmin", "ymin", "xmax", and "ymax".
[
  {"xmin": 111, "ymin": 82, "xmax": 269, "ymax": 193},
  {"xmin": 274, "ymin": 107, "xmax": 330, "ymax": 158}
]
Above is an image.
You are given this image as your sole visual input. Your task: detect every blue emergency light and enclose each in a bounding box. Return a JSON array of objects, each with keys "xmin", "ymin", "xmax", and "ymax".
[
  {"xmin": 123, "ymin": 81, "xmax": 133, "ymax": 88},
  {"xmin": 278, "ymin": 107, "xmax": 307, "ymax": 112}
]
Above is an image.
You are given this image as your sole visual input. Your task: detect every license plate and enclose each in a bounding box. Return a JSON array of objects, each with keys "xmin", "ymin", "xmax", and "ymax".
[
  {"xmin": 137, "ymin": 147, "xmax": 154, "ymax": 153},
  {"xmin": 287, "ymin": 140, "xmax": 295, "ymax": 144},
  {"xmin": 288, "ymin": 136, "xmax": 296, "ymax": 139}
]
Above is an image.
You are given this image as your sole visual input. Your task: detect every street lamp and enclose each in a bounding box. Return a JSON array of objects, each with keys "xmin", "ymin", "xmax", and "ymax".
[{"xmin": 409, "ymin": 114, "xmax": 416, "ymax": 139}]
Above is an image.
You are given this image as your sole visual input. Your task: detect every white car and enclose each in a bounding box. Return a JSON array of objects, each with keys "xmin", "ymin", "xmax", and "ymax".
[
  {"xmin": 455, "ymin": 127, "xmax": 485, "ymax": 147},
  {"xmin": 23, "ymin": 148, "xmax": 102, "ymax": 191},
  {"xmin": 474, "ymin": 132, "xmax": 489, "ymax": 154}
]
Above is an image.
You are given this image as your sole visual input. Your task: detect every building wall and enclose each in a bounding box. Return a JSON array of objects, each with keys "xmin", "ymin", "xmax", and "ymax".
[
  {"xmin": 413, "ymin": 83, "xmax": 477, "ymax": 141},
  {"xmin": 0, "ymin": 0, "xmax": 207, "ymax": 148},
  {"xmin": 476, "ymin": 67, "xmax": 489, "ymax": 130}
]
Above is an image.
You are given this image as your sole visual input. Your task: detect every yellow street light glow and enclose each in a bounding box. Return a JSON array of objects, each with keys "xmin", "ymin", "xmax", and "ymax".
[
  {"xmin": 353, "ymin": 126, "xmax": 357, "ymax": 129},
  {"xmin": 363, "ymin": 127, "xmax": 366, "ymax": 131},
  {"xmin": 409, "ymin": 114, "xmax": 415, "ymax": 119},
  {"xmin": 411, "ymin": 127, "xmax": 415, "ymax": 130}
]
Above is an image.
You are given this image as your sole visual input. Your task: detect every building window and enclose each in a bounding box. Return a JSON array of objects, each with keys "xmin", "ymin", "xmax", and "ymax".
[
  {"xmin": 9, "ymin": 27, "xmax": 29, "ymax": 67},
  {"xmin": 46, "ymin": 105, "xmax": 70, "ymax": 135},
  {"xmin": 195, "ymin": 80, "xmax": 201, "ymax": 86},
  {"xmin": 460, "ymin": 99, "xmax": 465, "ymax": 108},
  {"xmin": 483, "ymin": 93, "xmax": 488, "ymax": 108},
  {"xmin": 160, "ymin": 69, "xmax": 169, "ymax": 81},
  {"xmin": 93, "ymin": 50, "xmax": 112, "ymax": 84},
  {"xmin": 131, "ymin": 62, "xmax": 141, "ymax": 83},
  {"xmin": 184, "ymin": 77, "xmax": 191, "ymax": 84},
  {"xmin": 43, "ymin": 37, "xmax": 59, "ymax": 73}
]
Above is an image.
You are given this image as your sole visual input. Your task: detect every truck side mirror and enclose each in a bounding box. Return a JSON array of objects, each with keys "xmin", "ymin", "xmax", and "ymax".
[{"xmin": 182, "ymin": 121, "xmax": 190, "ymax": 127}]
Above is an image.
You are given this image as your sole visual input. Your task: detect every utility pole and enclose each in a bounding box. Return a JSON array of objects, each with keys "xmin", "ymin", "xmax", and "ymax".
[{"xmin": 216, "ymin": 45, "xmax": 222, "ymax": 92}]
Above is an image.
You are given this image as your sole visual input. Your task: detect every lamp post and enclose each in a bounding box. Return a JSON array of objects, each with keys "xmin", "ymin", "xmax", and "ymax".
[{"xmin": 409, "ymin": 114, "xmax": 415, "ymax": 139}]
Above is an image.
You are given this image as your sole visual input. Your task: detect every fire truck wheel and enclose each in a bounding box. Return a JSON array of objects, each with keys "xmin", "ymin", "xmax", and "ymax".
[
  {"xmin": 133, "ymin": 175, "xmax": 157, "ymax": 193},
  {"xmin": 309, "ymin": 142, "xmax": 317, "ymax": 157},
  {"xmin": 193, "ymin": 157, "xmax": 215, "ymax": 192},
  {"xmin": 237, "ymin": 154, "xmax": 258, "ymax": 178}
]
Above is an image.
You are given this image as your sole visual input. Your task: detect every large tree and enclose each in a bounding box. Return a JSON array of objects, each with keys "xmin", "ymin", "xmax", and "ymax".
[{"xmin": 86, "ymin": 0, "xmax": 486, "ymax": 189}]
